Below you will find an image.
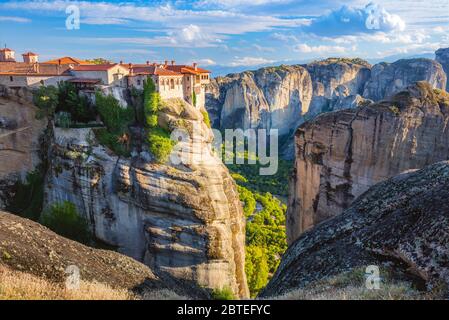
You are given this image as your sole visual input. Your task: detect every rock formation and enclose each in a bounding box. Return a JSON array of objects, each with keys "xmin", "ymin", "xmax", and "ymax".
[
  {"xmin": 44, "ymin": 98, "xmax": 249, "ymax": 298},
  {"xmin": 0, "ymin": 210, "xmax": 207, "ymax": 298},
  {"xmin": 287, "ymin": 82, "xmax": 449, "ymax": 243},
  {"xmin": 261, "ymin": 161, "xmax": 449, "ymax": 298},
  {"xmin": 436, "ymin": 47, "xmax": 449, "ymax": 91},
  {"xmin": 305, "ymin": 58, "xmax": 371, "ymax": 116},
  {"xmin": 0, "ymin": 86, "xmax": 46, "ymax": 208},
  {"xmin": 363, "ymin": 58, "xmax": 447, "ymax": 101},
  {"xmin": 206, "ymin": 65, "xmax": 313, "ymax": 137}
]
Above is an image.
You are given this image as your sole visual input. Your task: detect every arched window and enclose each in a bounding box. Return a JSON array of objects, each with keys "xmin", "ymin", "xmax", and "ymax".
[{"xmin": 170, "ymin": 79, "xmax": 175, "ymax": 90}]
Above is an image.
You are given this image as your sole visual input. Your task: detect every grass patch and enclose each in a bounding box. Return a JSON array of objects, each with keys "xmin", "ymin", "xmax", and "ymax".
[
  {"xmin": 211, "ymin": 287, "xmax": 235, "ymax": 300},
  {"xmin": 0, "ymin": 265, "xmax": 134, "ymax": 300}
]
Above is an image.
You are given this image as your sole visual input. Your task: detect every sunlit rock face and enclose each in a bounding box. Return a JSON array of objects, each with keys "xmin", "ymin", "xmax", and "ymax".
[
  {"xmin": 287, "ymin": 82, "xmax": 449, "ymax": 244},
  {"xmin": 44, "ymin": 99, "xmax": 249, "ymax": 298},
  {"xmin": 363, "ymin": 58, "xmax": 447, "ymax": 101},
  {"xmin": 261, "ymin": 161, "xmax": 449, "ymax": 298},
  {"xmin": 305, "ymin": 58, "xmax": 372, "ymax": 117},
  {"xmin": 206, "ymin": 65, "xmax": 313, "ymax": 137}
]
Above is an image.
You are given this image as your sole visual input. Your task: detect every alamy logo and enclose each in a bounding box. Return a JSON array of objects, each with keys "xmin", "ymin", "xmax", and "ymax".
[
  {"xmin": 169, "ymin": 124, "xmax": 279, "ymax": 176},
  {"xmin": 65, "ymin": 265, "xmax": 80, "ymax": 290},
  {"xmin": 365, "ymin": 3, "xmax": 381, "ymax": 30},
  {"xmin": 65, "ymin": 5, "xmax": 80, "ymax": 30},
  {"xmin": 365, "ymin": 265, "xmax": 381, "ymax": 290}
]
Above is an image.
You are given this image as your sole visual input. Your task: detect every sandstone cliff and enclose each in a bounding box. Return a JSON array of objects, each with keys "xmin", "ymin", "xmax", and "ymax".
[
  {"xmin": 44, "ymin": 99, "xmax": 249, "ymax": 298},
  {"xmin": 261, "ymin": 161, "xmax": 449, "ymax": 298},
  {"xmin": 0, "ymin": 210, "xmax": 207, "ymax": 299},
  {"xmin": 206, "ymin": 65, "xmax": 313, "ymax": 137},
  {"xmin": 436, "ymin": 47, "xmax": 449, "ymax": 91},
  {"xmin": 0, "ymin": 87, "xmax": 46, "ymax": 208},
  {"xmin": 363, "ymin": 58, "xmax": 447, "ymax": 101},
  {"xmin": 287, "ymin": 82, "xmax": 449, "ymax": 243},
  {"xmin": 305, "ymin": 58, "xmax": 371, "ymax": 116}
]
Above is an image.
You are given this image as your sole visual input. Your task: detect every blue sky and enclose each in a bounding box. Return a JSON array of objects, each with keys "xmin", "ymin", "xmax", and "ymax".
[{"xmin": 1, "ymin": 0, "xmax": 449, "ymax": 75}]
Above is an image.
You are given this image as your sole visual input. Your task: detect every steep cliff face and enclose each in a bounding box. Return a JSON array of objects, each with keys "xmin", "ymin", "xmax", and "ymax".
[
  {"xmin": 436, "ymin": 47, "xmax": 449, "ymax": 91},
  {"xmin": 363, "ymin": 59, "xmax": 447, "ymax": 101},
  {"xmin": 207, "ymin": 65, "xmax": 313, "ymax": 137},
  {"xmin": 305, "ymin": 58, "xmax": 371, "ymax": 116},
  {"xmin": 44, "ymin": 99, "xmax": 249, "ymax": 298},
  {"xmin": 261, "ymin": 161, "xmax": 449, "ymax": 298},
  {"xmin": 287, "ymin": 82, "xmax": 449, "ymax": 244},
  {"xmin": 0, "ymin": 87, "xmax": 46, "ymax": 208}
]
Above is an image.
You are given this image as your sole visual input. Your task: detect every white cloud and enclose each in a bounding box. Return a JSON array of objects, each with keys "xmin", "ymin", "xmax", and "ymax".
[
  {"xmin": 197, "ymin": 0, "xmax": 292, "ymax": 7},
  {"xmin": 0, "ymin": 15, "xmax": 31, "ymax": 22},
  {"xmin": 305, "ymin": 3, "xmax": 406, "ymax": 36},
  {"xmin": 195, "ymin": 59, "xmax": 217, "ymax": 66},
  {"xmin": 229, "ymin": 56, "xmax": 275, "ymax": 67},
  {"xmin": 294, "ymin": 44, "xmax": 346, "ymax": 54}
]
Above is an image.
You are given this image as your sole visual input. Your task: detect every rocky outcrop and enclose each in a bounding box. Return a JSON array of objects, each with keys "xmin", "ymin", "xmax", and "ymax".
[
  {"xmin": 287, "ymin": 82, "xmax": 449, "ymax": 243},
  {"xmin": 305, "ymin": 58, "xmax": 371, "ymax": 116},
  {"xmin": 0, "ymin": 89, "xmax": 46, "ymax": 208},
  {"xmin": 0, "ymin": 210, "xmax": 207, "ymax": 298},
  {"xmin": 44, "ymin": 99, "xmax": 249, "ymax": 298},
  {"xmin": 206, "ymin": 65, "xmax": 313, "ymax": 137},
  {"xmin": 436, "ymin": 48, "xmax": 449, "ymax": 91},
  {"xmin": 261, "ymin": 161, "xmax": 449, "ymax": 298},
  {"xmin": 363, "ymin": 58, "xmax": 447, "ymax": 101}
]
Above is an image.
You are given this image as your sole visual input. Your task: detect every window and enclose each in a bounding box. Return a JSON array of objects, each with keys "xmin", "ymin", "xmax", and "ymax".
[
  {"xmin": 170, "ymin": 79, "xmax": 175, "ymax": 90},
  {"xmin": 9, "ymin": 76, "xmax": 13, "ymax": 82},
  {"xmin": 137, "ymin": 79, "xmax": 141, "ymax": 86},
  {"xmin": 40, "ymin": 80, "xmax": 44, "ymax": 85}
]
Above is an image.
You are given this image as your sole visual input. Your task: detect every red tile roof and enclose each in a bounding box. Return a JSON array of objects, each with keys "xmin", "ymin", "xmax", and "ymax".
[
  {"xmin": 72, "ymin": 64, "xmax": 120, "ymax": 71},
  {"xmin": 43, "ymin": 57, "xmax": 93, "ymax": 65},
  {"xmin": 165, "ymin": 65, "xmax": 210, "ymax": 75},
  {"xmin": 22, "ymin": 52, "xmax": 38, "ymax": 56},
  {"xmin": 0, "ymin": 48, "xmax": 13, "ymax": 52},
  {"xmin": 130, "ymin": 65, "xmax": 183, "ymax": 77}
]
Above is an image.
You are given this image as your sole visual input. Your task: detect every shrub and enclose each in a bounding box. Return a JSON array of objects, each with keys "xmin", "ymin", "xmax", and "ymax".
[
  {"xmin": 55, "ymin": 111, "xmax": 72, "ymax": 128},
  {"xmin": 147, "ymin": 127, "xmax": 175, "ymax": 163},
  {"xmin": 40, "ymin": 201, "xmax": 91, "ymax": 244},
  {"xmin": 201, "ymin": 110, "xmax": 211, "ymax": 128},
  {"xmin": 94, "ymin": 92, "xmax": 134, "ymax": 157},
  {"xmin": 211, "ymin": 287, "xmax": 235, "ymax": 300},
  {"xmin": 33, "ymin": 85, "xmax": 58, "ymax": 119}
]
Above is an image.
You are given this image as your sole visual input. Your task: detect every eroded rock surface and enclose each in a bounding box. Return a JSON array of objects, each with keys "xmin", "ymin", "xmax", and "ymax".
[
  {"xmin": 44, "ymin": 99, "xmax": 249, "ymax": 298},
  {"xmin": 206, "ymin": 65, "xmax": 313, "ymax": 137},
  {"xmin": 305, "ymin": 58, "xmax": 371, "ymax": 116},
  {"xmin": 0, "ymin": 89, "xmax": 46, "ymax": 208},
  {"xmin": 287, "ymin": 82, "xmax": 449, "ymax": 243},
  {"xmin": 261, "ymin": 161, "xmax": 449, "ymax": 298},
  {"xmin": 363, "ymin": 58, "xmax": 447, "ymax": 101},
  {"xmin": 0, "ymin": 210, "xmax": 206, "ymax": 298}
]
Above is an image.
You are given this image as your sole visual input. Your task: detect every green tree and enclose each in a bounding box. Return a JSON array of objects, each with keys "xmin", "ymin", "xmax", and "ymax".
[
  {"xmin": 143, "ymin": 78, "xmax": 160, "ymax": 128},
  {"xmin": 192, "ymin": 90, "xmax": 197, "ymax": 107},
  {"xmin": 245, "ymin": 246, "xmax": 270, "ymax": 297},
  {"xmin": 94, "ymin": 92, "xmax": 134, "ymax": 157},
  {"xmin": 33, "ymin": 85, "xmax": 58, "ymax": 119},
  {"xmin": 40, "ymin": 201, "xmax": 91, "ymax": 244},
  {"xmin": 142, "ymin": 78, "xmax": 176, "ymax": 163}
]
